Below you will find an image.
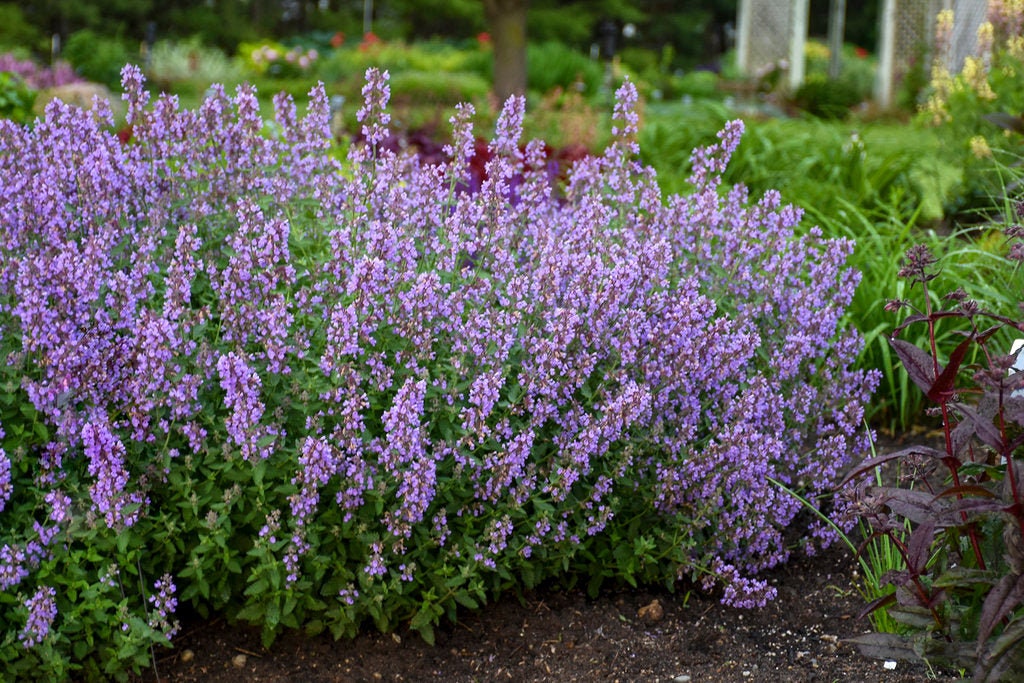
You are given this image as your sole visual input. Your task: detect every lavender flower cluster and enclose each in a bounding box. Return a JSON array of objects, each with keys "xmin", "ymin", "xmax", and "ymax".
[{"xmin": 0, "ymin": 65, "xmax": 875, "ymax": 669}]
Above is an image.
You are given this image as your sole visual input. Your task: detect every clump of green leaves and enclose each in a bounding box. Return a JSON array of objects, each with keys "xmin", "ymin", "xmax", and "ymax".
[{"xmin": 0, "ymin": 71, "xmax": 35, "ymax": 123}]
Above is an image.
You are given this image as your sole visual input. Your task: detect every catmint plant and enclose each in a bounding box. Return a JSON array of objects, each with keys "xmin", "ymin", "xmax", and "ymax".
[{"xmin": 0, "ymin": 64, "xmax": 875, "ymax": 678}]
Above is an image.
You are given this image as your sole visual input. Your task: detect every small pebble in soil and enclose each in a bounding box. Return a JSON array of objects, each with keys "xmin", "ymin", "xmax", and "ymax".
[
  {"xmin": 884, "ymin": 660, "xmax": 897, "ymax": 670},
  {"xmin": 672, "ymin": 676, "xmax": 691, "ymax": 683},
  {"xmin": 638, "ymin": 599, "xmax": 664, "ymax": 623},
  {"xmin": 232, "ymin": 654, "xmax": 247, "ymax": 668}
]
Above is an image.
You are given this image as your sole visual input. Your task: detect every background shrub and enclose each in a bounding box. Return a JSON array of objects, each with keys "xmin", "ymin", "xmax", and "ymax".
[
  {"xmin": 0, "ymin": 72, "xmax": 35, "ymax": 124},
  {"xmin": 527, "ymin": 41, "xmax": 603, "ymax": 96},
  {"xmin": 793, "ymin": 72, "xmax": 865, "ymax": 119},
  {"xmin": 0, "ymin": 3, "xmax": 42, "ymax": 54},
  {"xmin": 62, "ymin": 30, "xmax": 134, "ymax": 89},
  {"xmin": 146, "ymin": 38, "xmax": 243, "ymax": 91},
  {"xmin": 923, "ymin": 7, "xmax": 1024, "ymax": 219}
]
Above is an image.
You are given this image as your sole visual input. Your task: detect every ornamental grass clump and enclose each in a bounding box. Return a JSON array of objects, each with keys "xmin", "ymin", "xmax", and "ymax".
[{"xmin": 0, "ymin": 66, "xmax": 875, "ymax": 680}]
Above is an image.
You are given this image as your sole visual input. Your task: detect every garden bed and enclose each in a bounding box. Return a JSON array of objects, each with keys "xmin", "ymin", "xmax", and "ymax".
[{"xmin": 147, "ymin": 540, "xmax": 960, "ymax": 683}]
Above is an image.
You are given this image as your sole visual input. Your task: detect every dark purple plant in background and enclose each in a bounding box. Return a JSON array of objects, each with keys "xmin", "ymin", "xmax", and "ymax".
[
  {"xmin": 0, "ymin": 54, "xmax": 82, "ymax": 89},
  {"xmin": 843, "ymin": 202, "xmax": 1024, "ymax": 680}
]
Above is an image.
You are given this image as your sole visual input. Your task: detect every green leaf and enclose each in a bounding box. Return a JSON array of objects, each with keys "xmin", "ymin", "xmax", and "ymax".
[
  {"xmin": 453, "ymin": 591, "xmax": 478, "ymax": 610},
  {"xmin": 305, "ymin": 619, "xmax": 325, "ymax": 637},
  {"xmin": 613, "ymin": 541, "xmax": 637, "ymax": 573},
  {"xmin": 32, "ymin": 421, "xmax": 49, "ymax": 442},
  {"xmin": 234, "ymin": 604, "xmax": 264, "ymax": 623},
  {"xmin": 283, "ymin": 596, "xmax": 297, "ymax": 616},
  {"xmin": 261, "ymin": 624, "xmax": 278, "ymax": 649},
  {"xmin": 253, "ymin": 461, "xmax": 267, "ymax": 487},
  {"xmin": 409, "ymin": 607, "xmax": 437, "ymax": 645},
  {"xmin": 265, "ymin": 600, "xmax": 280, "ymax": 628},
  {"xmin": 116, "ymin": 531, "xmax": 132, "ymax": 555}
]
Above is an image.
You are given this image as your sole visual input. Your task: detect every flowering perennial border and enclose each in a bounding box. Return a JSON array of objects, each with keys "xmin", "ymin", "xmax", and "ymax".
[{"xmin": 0, "ymin": 66, "xmax": 876, "ymax": 678}]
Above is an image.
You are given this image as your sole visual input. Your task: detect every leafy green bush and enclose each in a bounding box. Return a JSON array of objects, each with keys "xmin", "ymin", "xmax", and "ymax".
[
  {"xmin": 922, "ymin": 7, "xmax": 1024, "ymax": 218},
  {"xmin": 0, "ymin": 71, "xmax": 35, "ymax": 123},
  {"xmin": 317, "ymin": 39, "xmax": 490, "ymax": 84},
  {"xmin": 793, "ymin": 72, "xmax": 864, "ymax": 119},
  {"xmin": 389, "ymin": 70, "xmax": 490, "ymax": 106},
  {"xmin": 62, "ymin": 30, "xmax": 134, "ymax": 90},
  {"xmin": 0, "ymin": 3, "xmax": 42, "ymax": 54},
  {"xmin": 528, "ymin": 41, "xmax": 603, "ymax": 96},
  {"xmin": 672, "ymin": 70, "xmax": 720, "ymax": 100}
]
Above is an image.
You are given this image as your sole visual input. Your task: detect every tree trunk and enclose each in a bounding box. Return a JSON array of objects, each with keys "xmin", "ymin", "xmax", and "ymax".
[{"xmin": 483, "ymin": 0, "xmax": 528, "ymax": 106}]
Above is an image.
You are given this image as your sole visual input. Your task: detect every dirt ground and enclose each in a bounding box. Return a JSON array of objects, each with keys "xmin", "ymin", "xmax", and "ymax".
[{"xmin": 142, "ymin": 539, "xmax": 963, "ymax": 683}]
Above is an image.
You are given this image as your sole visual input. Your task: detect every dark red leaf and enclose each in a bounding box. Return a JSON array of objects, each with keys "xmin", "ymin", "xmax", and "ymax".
[
  {"xmin": 977, "ymin": 572, "xmax": 1024, "ymax": 659},
  {"xmin": 932, "ymin": 566, "xmax": 1000, "ymax": 589},
  {"xmin": 928, "ymin": 335, "xmax": 974, "ymax": 402},
  {"xmin": 890, "ymin": 601, "xmax": 937, "ymax": 624},
  {"xmin": 873, "ymin": 486, "xmax": 952, "ymax": 526},
  {"xmin": 837, "ymin": 446, "xmax": 947, "ymax": 489},
  {"xmin": 890, "ymin": 338, "xmax": 937, "ymax": 397},
  {"xmin": 934, "ymin": 484, "xmax": 999, "ymax": 500},
  {"xmin": 905, "ymin": 520, "xmax": 936, "ymax": 575},
  {"xmin": 855, "ymin": 592, "xmax": 897, "ymax": 621},
  {"xmin": 935, "ymin": 498, "xmax": 1009, "ymax": 526},
  {"xmin": 950, "ymin": 421, "xmax": 975, "ymax": 460},
  {"xmin": 951, "ymin": 402, "xmax": 1006, "ymax": 452},
  {"xmin": 982, "ymin": 618, "xmax": 1024, "ymax": 682},
  {"xmin": 845, "ymin": 632, "xmax": 915, "ymax": 661},
  {"xmin": 1004, "ymin": 395, "xmax": 1024, "ymax": 427}
]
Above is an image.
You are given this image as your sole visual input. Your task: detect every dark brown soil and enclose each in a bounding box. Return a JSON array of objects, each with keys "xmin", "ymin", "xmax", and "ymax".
[{"xmin": 143, "ymin": 542, "xmax": 964, "ymax": 683}]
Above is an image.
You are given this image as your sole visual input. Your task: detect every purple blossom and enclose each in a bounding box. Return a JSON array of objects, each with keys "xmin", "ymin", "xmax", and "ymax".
[
  {"xmin": 19, "ymin": 586, "xmax": 57, "ymax": 648},
  {"xmin": 0, "ymin": 544, "xmax": 28, "ymax": 590},
  {"xmin": 217, "ymin": 352, "xmax": 276, "ymax": 461},
  {"xmin": 82, "ymin": 420, "xmax": 145, "ymax": 528},
  {"xmin": 147, "ymin": 574, "xmax": 179, "ymax": 639},
  {"xmin": 210, "ymin": 200, "xmax": 296, "ymax": 372},
  {"xmin": 381, "ymin": 378, "xmax": 434, "ymax": 531},
  {"xmin": 0, "ymin": 447, "xmax": 10, "ymax": 512},
  {"xmin": 45, "ymin": 489, "xmax": 72, "ymax": 528},
  {"xmin": 338, "ymin": 586, "xmax": 359, "ymax": 605},
  {"xmin": 704, "ymin": 558, "xmax": 777, "ymax": 609},
  {"xmin": 0, "ymin": 54, "xmax": 82, "ymax": 89},
  {"xmin": 355, "ymin": 68, "xmax": 392, "ymax": 152},
  {"xmin": 364, "ymin": 542, "xmax": 387, "ymax": 578}
]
